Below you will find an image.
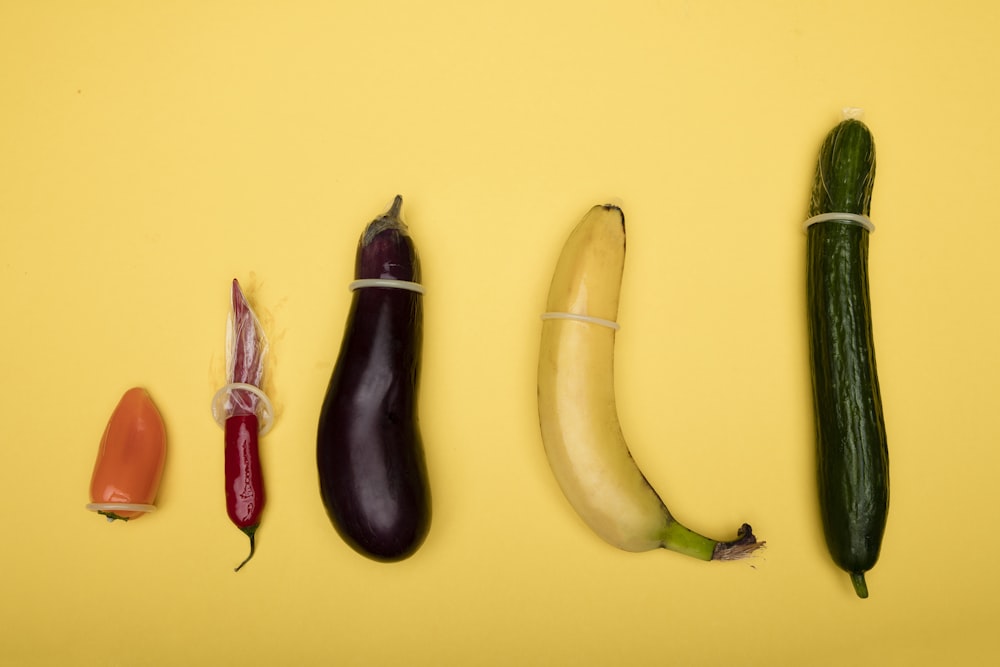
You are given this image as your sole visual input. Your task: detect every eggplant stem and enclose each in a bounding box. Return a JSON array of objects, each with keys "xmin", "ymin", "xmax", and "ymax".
[
  {"xmin": 362, "ymin": 195, "xmax": 408, "ymax": 246},
  {"xmin": 387, "ymin": 194, "xmax": 403, "ymax": 219},
  {"xmin": 234, "ymin": 525, "xmax": 258, "ymax": 572}
]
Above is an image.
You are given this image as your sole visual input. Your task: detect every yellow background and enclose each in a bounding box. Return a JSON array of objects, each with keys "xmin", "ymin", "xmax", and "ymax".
[{"xmin": 3, "ymin": 1, "xmax": 998, "ymax": 665}]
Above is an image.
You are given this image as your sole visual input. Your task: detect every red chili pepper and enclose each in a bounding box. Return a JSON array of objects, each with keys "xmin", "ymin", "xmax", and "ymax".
[
  {"xmin": 226, "ymin": 413, "xmax": 263, "ymax": 571},
  {"xmin": 215, "ymin": 279, "xmax": 270, "ymax": 572}
]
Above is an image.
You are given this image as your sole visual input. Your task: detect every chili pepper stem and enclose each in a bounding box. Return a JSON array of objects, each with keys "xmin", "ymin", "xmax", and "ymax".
[{"xmin": 234, "ymin": 524, "xmax": 258, "ymax": 572}]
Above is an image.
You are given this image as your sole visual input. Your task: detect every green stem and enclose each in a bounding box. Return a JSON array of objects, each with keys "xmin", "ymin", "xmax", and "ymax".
[
  {"xmin": 850, "ymin": 572, "xmax": 869, "ymax": 598},
  {"xmin": 659, "ymin": 521, "xmax": 763, "ymax": 561},
  {"xmin": 659, "ymin": 521, "xmax": 717, "ymax": 560},
  {"xmin": 234, "ymin": 525, "xmax": 257, "ymax": 572}
]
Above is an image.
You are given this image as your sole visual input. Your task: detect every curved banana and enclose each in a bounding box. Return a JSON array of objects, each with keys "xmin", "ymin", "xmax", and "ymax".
[{"xmin": 537, "ymin": 204, "xmax": 762, "ymax": 560}]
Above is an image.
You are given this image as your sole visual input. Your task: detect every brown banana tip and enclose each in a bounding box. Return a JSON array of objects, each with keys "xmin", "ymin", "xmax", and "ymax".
[{"xmin": 711, "ymin": 523, "xmax": 765, "ymax": 561}]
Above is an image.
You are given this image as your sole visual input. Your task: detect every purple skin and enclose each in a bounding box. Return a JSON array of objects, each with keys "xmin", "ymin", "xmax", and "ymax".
[{"xmin": 317, "ymin": 196, "xmax": 431, "ymax": 562}]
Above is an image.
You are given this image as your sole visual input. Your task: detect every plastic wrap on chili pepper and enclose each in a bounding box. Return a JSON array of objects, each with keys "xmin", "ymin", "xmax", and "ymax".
[
  {"xmin": 212, "ymin": 279, "xmax": 272, "ymax": 571},
  {"xmin": 212, "ymin": 280, "xmax": 273, "ymax": 430}
]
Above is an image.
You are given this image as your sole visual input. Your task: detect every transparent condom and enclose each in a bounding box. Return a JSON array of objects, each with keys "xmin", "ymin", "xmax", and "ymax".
[
  {"xmin": 349, "ymin": 278, "xmax": 425, "ymax": 294},
  {"xmin": 802, "ymin": 107, "xmax": 876, "ymax": 234},
  {"xmin": 211, "ymin": 283, "xmax": 274, "ymax": 435},
  {"xmin": 211, "ymin": 382, "xmax": 275, "ymax": 435},
  {"xmin": 540, "ymin": 312, "xmax": 620, "ymax": 330},
  {"xmin": 86, "ymin": 502, "xmax": 157, "ymax": 515}
]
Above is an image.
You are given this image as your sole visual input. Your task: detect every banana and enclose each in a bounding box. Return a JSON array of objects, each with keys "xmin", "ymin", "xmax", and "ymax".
[{"xmin": 537, "ymin": 204, "xmax": 762, "ymax": 560}]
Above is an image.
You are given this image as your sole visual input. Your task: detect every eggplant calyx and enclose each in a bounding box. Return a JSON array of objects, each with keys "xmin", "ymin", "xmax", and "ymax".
[{"xmin": 362, "ymin": 195, "xmax": 408, "ymax": 246}]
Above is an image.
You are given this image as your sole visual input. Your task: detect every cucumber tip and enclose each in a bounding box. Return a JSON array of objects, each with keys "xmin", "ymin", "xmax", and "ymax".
[{"xmin": 850, "ymin": 572, "xmax": 869, "ymax": 599}]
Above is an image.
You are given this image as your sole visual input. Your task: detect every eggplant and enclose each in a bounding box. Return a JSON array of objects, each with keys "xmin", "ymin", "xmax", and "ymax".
[{"xmin": 317, "ymin": 195, "xmax": 431, "ymax": 561}]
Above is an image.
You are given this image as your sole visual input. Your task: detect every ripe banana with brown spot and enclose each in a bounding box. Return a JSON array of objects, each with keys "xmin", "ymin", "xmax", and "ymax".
[{"xmin": 537, "ymin": 204, "xmax": 762, "ymax": 560}]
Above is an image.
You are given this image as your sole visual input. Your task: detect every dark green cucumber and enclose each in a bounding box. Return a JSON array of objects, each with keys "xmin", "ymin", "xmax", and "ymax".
[{"xmin": 806, "ymin": 118, "xmax": 889, "ymax": 599}]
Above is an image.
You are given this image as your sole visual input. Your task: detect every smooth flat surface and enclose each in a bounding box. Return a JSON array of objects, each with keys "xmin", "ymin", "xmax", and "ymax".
[{"xmin": 2, "ymin": 2, "xmax": 998, "ymax": 665}]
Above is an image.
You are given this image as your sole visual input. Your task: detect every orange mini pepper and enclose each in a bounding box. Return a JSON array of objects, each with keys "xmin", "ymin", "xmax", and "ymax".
[{"xmin": 87, "ymin": 387, "xmax": 167, "ymax": 522}]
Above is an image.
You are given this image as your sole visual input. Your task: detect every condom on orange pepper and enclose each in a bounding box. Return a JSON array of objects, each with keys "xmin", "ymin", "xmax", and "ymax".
[{"xmin": 87, "ymin": 387, "xmax": 167, "ymax": 522}]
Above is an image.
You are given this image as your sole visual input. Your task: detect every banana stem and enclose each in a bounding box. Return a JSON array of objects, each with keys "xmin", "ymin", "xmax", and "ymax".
[{"xmin": 660, "ymin": 521, "xmax": 763, "ymax": 561}]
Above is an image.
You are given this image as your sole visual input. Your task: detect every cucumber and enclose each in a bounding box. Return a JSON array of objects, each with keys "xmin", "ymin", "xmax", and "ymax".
[{"xmin": 806, "ymin": 118, "xmax": 889, "ymax": 598}]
